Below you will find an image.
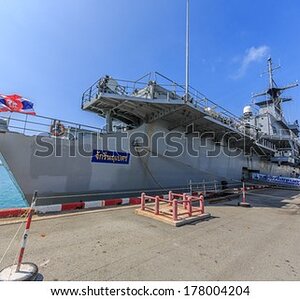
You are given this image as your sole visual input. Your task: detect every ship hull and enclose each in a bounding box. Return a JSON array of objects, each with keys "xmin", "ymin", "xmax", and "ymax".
[{"xmin": 0, "ymin": 122, "xmax": 298, "ymax": 205}]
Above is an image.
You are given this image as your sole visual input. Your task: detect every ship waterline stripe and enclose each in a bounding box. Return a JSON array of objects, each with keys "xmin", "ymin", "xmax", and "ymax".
[
  {"xmin": 0, "ymin": 208, "xmax": 28, "ymax": 218},
  {"xmin": 35, "ymin": 197, "xmax": 141, "ymax": 214},
  {"xmin": 122, "ymin": 198, "xmax": 130, "ymax": 205},
  {"xmin": 35, "ymin": 204, "xmax": 62, "ymax": 214},
  {"xmin": 83, "ymin": 200, "xmax": 104, "ymax": 209},
  {"xmin": 0, "ymin": 196, "xmax": 145, "ymax": 217}
]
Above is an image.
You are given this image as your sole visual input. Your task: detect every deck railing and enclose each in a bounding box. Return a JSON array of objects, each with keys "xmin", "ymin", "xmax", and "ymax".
[
  {"xmin": 0, "ymin": 112, "xmax": 105, "ymax": 137},
  {"xmin": 81, "ymin": 72, "xmax": 244, "ymax": 131}
]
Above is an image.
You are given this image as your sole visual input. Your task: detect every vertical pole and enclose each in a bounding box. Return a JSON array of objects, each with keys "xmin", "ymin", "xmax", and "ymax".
[
  {"xmin": 214, "ymin": 180, "xmax": 217, "ymax": 193},
  {"xmin": 183, "ymin": 193, "xmax": 187, "ymax": 210},
  {"xmin": 268, "ymin": 57, "xmax": 273, "ymax": 89},
  {"xmin": 23, "ymin": 114, "xmax": 28, "ymax": 135},
  {"xmin": 141, "ymin": 193, "xmax": 145, "ymax": 211},
  {"xmin": 155, "ymin": 196, "xmax": 160, "ymax": 215},
  {"xmin": 189, "ymin": 179, "xmax": 192, "ymax": 195},
  {"xmin": 203, "ymin": 180, "xmax": 206, "ymax": 196},
  {"xmin": 168, "ymin": 191, "xmax": 173, "ymax": 206},
  {"xmin": 185, "ymin": 0, "xmax": 190, "ymax": 103},
  {"xmin": 8, "ymin": 112, "xmax": 12, "ymax": 126},
  {"xmin": 173, "ymin": 199, "xmax": 178, "ymax": 221},
  {"xmin": 242, "ymin": 181, "xmax": 246, "ymax": 203},
  {"xmin": 106, "ymin": 110, "xmax": 112, "ymax": 133},
  {"xmin": 89, "ymin": 87, "xmax": 92, "ymax": 101},
  {"xmin": 16, "ymin": 191, "xmax": 37, "ymax": 272}
]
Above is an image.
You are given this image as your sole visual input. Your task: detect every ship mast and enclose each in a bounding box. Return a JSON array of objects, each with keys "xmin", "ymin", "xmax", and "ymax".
[
  {"xmin": 252, "ymin": 57, "xmax": 298, "ymax": 117},
  {"xmin": 185, "ymin": 0, "xmax": 190, "ymax": 103},
  {"xmin": 267, "ymin": 57, "xmax": 274, "ymax": 89}
]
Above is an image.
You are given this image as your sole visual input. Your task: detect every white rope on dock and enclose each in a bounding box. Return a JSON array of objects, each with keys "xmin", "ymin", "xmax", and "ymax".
[{"xmin": 0, "ymin": 209, "xmax": 31, "ymax": 269}]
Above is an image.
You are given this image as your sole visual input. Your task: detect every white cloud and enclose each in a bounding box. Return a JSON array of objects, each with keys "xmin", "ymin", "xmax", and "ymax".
[{"xmin": 232, "ymin": 45, "xmax": 270, "ymax": 79}]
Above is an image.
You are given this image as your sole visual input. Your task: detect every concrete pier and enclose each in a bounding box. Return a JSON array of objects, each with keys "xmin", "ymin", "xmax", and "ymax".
[{"xmin": 0, "ymin": 189, "xmax": 299, "ymax": 280}]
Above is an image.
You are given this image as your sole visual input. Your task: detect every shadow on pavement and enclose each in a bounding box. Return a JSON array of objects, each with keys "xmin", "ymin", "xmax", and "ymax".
[{"xmin": 207, "ymin": 188, "xmax": 300, "ymax": 209}]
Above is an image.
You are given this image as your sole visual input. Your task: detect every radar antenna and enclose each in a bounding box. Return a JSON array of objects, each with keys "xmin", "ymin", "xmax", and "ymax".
[{"xmin": 252, "ymin": 57, "xmax": 298, "ymax": 117}]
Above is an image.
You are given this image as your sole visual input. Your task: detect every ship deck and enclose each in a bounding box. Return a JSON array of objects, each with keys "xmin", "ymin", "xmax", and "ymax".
[{"xmin": 1, "ymin": 188, "xmax": 299, "ymax": 280}]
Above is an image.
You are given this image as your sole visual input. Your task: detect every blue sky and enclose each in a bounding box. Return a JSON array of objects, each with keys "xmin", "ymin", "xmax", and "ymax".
[{"xmin": 0, "ymin": 0, "xmax": 300, "ymax": 127}]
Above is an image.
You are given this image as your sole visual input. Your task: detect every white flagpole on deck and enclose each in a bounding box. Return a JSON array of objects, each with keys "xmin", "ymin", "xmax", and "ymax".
[{"xmin": 185, "ymin": 0, "xmax": 190, "ymax": 103}]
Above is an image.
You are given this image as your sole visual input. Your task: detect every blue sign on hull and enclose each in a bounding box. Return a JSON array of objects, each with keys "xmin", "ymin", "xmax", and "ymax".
[
  {"xmin": 251, "ymin": 173, "xmax": 300, "ymax": 187},
  {"xmin": 91, "ymin": 150, "xmax": 130, "ymax": 165}
]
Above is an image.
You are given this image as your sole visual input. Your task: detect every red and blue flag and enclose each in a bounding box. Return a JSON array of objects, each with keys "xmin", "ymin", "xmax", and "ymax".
[{"xmin": 0, "ymin": 94, "xmax": 36, "ymax": 115}]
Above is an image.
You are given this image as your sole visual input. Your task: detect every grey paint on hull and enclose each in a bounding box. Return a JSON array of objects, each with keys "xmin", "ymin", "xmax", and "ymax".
[{"xmin": 0, "ymin": 122, "xmax": 297, "ymax": 205}]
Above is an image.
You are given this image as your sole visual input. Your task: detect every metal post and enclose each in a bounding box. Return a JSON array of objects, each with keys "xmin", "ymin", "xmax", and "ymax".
[
  {"xmin": 189, "ymin": 179, "xmax": 192, "ymax": 195},
  {"xmin": 268, "ymin": 57, "xmax": 273, "ymax": 89},
  {"xmin": 105, "ymin": 110, "xmax": 112, "ymax": 133},
  {"xmin": 89, "ymin": 87, "xmax": 92, "ymax": 101},
  {"xmin": 8, "ymin": 112, "xmax": 12, "ymax": 126},
  {"xmin": 214, "ymin": 180, "xmax": 217, "ymax": 193},
  {"xmin": 23, "ymin": 114, "xmax": 28, "ymax": 135},
  {"xmin": 141, "ymin": 193, "xmax": 145, "ymax": 211},
  {"xmin": 16, "ymin": 191, "xmax": 37, "ymax": 272},
  {"xmin": 242, "ymin": 181, "xmax": 246, "ymax": 203},
  {"xmin": 168, "ymin": 191, "xmax": 173, "ymax": 206},
  {"xmin": 155, "ymin": 196, "xmax": 160, "ymax": 215},
  {"xmin": 238, "ymin": 181, "xmax": 251, "ymax": 207},
  {"xmin": 203, "ymin": 180, "xmax": 206, "ymax": 196},
  {"xmin": 185, "ymin": 0, "xmax": 190, "ymax": 103}
]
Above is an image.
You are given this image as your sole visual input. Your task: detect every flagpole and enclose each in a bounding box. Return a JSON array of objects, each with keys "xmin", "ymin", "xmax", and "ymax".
[{"xmin": 185, "ymin": 0, "xmax": 190, "ymax": 103}]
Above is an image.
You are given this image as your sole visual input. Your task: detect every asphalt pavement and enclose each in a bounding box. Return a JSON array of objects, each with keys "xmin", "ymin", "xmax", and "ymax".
[{"xmin": 0, "ymin": 188, "xmax": 299, "ymax": 280}]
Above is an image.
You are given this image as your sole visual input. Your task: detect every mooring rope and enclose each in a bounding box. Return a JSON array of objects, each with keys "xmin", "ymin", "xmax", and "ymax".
[
  {"xmin": 0, "ymin": 208, "xmax": 31, "ymax": 269},
  {"xmin": 137, "ymin": 151, "xmax": 167, "ymax": 192}
]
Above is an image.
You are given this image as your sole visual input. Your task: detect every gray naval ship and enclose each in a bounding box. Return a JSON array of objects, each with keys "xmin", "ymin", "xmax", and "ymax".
[{"xmin": 0, "ymin": 58, "xmax": 299, "ymax": 205}]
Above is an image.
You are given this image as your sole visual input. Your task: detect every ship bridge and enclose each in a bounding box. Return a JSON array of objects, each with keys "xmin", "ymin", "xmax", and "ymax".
[{"xmin": 249, "ymin": 57, "xmax": 300, "ymax": 165}]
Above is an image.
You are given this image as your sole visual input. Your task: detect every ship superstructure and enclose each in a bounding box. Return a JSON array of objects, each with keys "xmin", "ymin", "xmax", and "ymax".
[
  {"xmin": 82, "ymin": 59, "xmax": 300, "ymax": 171},
  {"xmin": 243, "ymin": 58, "xmax": 299, "ymax": 168}
]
